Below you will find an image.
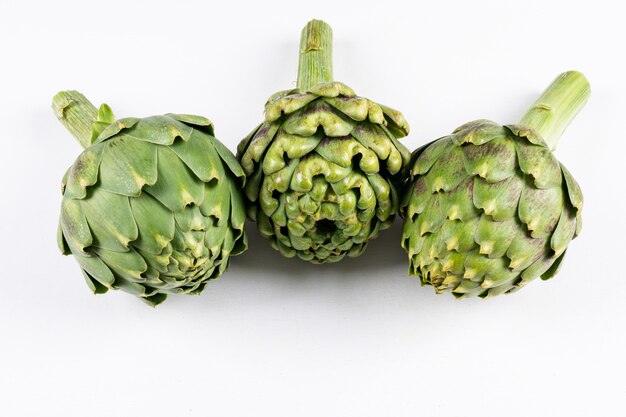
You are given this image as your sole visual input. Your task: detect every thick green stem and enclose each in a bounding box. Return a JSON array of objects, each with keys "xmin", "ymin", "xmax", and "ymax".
[
  {"xmin": 296, "ymin": 19, "xmax": 334, "ymax": 90},
  {"xmin": 52, "ymin": 90, "xmax": 98, "ymax": 149},
  {"xmin": 519, "ymin": 71, "xmax": 590, "ymax": 151}
]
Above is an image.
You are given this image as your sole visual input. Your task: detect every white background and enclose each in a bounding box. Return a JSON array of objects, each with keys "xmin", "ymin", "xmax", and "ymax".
[{"xmin": 0, "ymin": 0, "xmax": 624, "ymax": 416}]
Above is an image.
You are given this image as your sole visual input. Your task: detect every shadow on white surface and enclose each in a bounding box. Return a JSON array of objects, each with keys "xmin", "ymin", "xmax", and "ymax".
[
  {"xmin": 158, "ymin": 217, "xmax": 482, "ymax": 314},
  {"xmin": 235, "ymin": 220, "xmax": 409, "ymax": 277}
]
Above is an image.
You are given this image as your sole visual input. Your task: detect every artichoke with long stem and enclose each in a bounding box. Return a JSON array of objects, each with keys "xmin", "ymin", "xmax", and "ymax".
[
  {"xmin": 237, "ymin": 20, "xmax": 411, "ymax": 263},
  {"xmin": 54, "ymin": 92, "xmax": 247, "ymax": 305},
  {"xmin": 400, "ymin": 71, "xmax": 589, "ymax": 298}
]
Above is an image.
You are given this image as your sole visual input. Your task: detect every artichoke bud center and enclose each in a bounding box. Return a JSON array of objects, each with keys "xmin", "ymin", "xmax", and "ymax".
[
  {"xmin": 442, "ymin": 274, "xmax": 459, "ymax": 286},
  {"xmin": 315, "ymin": 219, "xmax": 335, "ymax": 236},
  {"xmin": 178, "ymin": 250, "xmax": 209, "ymax": 272}
]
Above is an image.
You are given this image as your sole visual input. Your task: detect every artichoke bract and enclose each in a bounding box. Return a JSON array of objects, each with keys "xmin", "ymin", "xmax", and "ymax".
[
  {"xmin": 237, "ymin": 20, "xmax": 411, "ymax": 263},
  {"xmin": 54, "ymin": 91, "xmax": 247, "ymax": 306},
  {"xmin": 401, "ymin": 71, "xmax": 589, "ymax": 298}
]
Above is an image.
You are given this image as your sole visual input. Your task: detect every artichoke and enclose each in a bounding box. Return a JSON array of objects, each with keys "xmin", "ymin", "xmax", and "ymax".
[
  {"xmin": 54, "ymin": 91, "xmax": 247, "ymax": 306},
  {"xmin": 401, "ymin": 71, "xmax": 589, "ymax": 298},
  {"xmin": 237, "ymin": 20, "xmax": 411, "ymax": 263}
]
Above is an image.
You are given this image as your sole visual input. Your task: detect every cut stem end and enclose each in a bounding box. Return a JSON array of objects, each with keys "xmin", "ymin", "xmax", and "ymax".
[
  {"xmin": 52, "ymin": 90, "xmax": 98, "ymax": 149},
  {"xmin": 296, "ymin": 19, "xmax": 334, "ymax": 91}
]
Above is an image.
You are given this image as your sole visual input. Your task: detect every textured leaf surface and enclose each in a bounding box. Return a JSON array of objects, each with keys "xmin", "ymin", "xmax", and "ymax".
[
  {"xmin": 401, "ymin": 121, "xmax": 582, "ymax": 297},
  {"xmin": 238, "ymin": 82, "xmax": 410, "ymax": 263},
  {"xmin": 59, "ymin": 115, "xmax": 247, "ymax": 305}
]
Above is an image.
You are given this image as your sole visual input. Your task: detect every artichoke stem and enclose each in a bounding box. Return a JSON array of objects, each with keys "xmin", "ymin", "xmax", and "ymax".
[
  {"xmin": 296, "ymin": 19, "xmax": 334, "ymax": 90},
  {"xmin": 519, "ymin": 71, "xmax": 590, "ymax": 151},
  {"xmin": 52, "ymin": 90, "xmax": 98, "ymax": 149}
]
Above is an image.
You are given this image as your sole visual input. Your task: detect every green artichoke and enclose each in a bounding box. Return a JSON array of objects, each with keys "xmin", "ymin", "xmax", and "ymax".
[
  {"xmin": 401, "ymin": 71, "xmax": 589, "ymax": 298},
  {"xmin": 237, "ymin": 20, "xmax": 411, "ymax": 263},
  {"xmin": 54, "ymin": 91, "xmax": 247, "ymax": 306}
]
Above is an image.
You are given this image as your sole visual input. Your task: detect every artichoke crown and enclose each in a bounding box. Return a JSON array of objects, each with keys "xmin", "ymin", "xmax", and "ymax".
[
  {"xmin": 57, "ymin": 95, "xmax": 246, "ymax": 306},
  {"xmin": 238, "ymin": 81, "xmax": 411, "ymax": 263},
  {"xmin": 401, "ymin": 120, "xmax": 583, "ymax": 298}
]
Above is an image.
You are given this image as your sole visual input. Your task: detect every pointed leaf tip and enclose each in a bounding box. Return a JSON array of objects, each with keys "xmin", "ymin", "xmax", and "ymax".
[{"xmin": 97, "ymin": 103, "xmax": 115, "ymax": 124}]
